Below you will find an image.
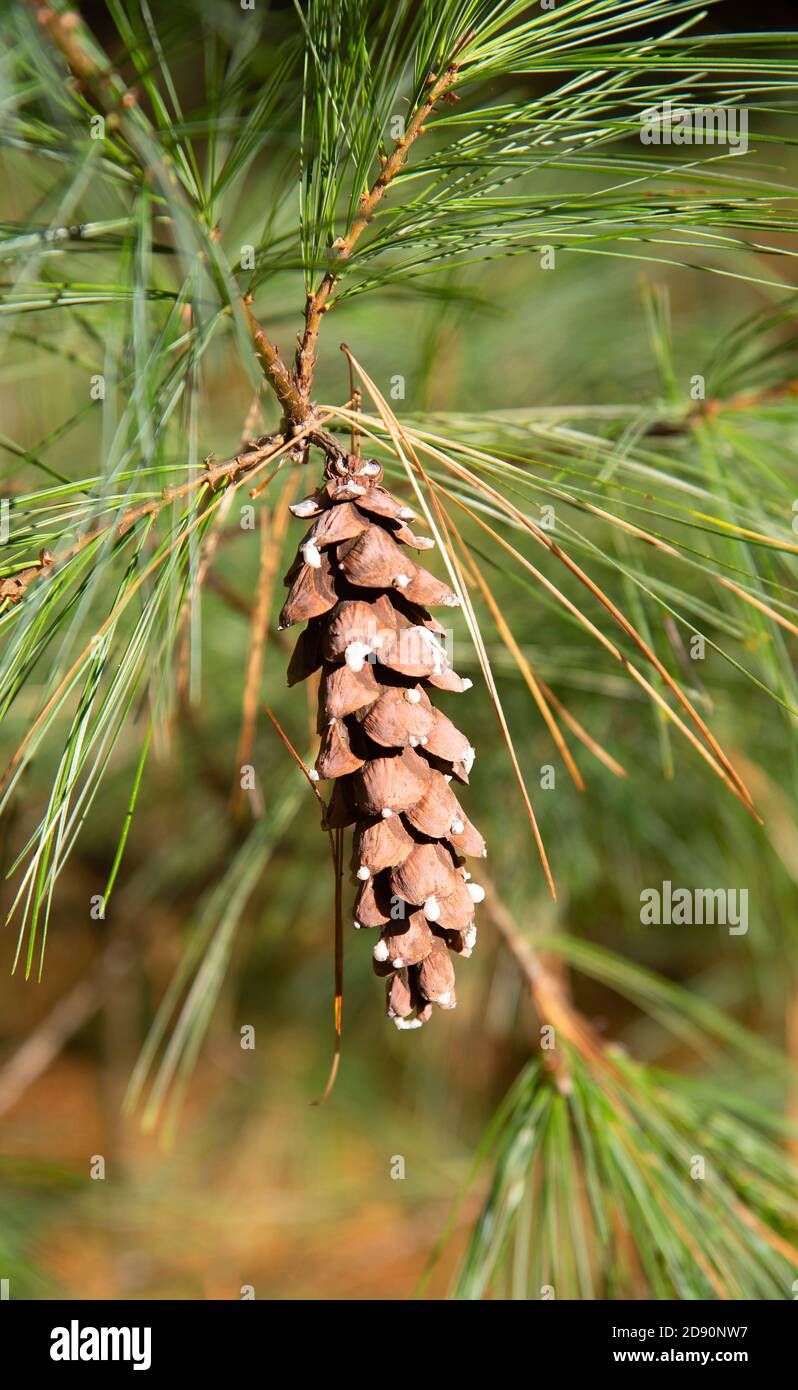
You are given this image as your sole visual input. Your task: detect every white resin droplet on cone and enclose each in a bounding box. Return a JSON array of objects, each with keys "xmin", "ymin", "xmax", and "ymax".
[
  {"xmin": 345, "ymin": 640, "xmax": 372, "ymax": 673},
  {"xmin": 290, "ymin": 497, "xmax": 319, "ymax": 518},
  {"xmin": 301, "ymin": 540, "xmax": 322, "ymax": 568}
]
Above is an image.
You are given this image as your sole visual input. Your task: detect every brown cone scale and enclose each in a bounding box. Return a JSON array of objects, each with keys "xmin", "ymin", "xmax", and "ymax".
[{"xmin": 284, "ymin": 454, "xmax": 486, "ymax": 1028}]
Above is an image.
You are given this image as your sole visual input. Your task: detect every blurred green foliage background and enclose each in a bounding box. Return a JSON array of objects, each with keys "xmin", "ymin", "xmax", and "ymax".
[{"xmin": 1, "ymin": 0, "xmax": 797, "ymax": 1299}]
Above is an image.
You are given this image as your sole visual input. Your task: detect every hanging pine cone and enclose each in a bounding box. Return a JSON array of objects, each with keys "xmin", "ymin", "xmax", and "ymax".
[{"xmin": 279, "ymin": 452, "xmax": 486, "ymax": 1029}]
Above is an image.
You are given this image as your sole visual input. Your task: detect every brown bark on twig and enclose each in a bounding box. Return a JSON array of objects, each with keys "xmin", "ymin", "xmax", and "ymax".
[
  {"xmin": 0, "ymin": 434, "xmax": 280, "ymax": 608},
  {"xmin": 1, "ymin": 406, "xmax": 347, "ymax": 616},
  {"xmin": 294, "ymin": 64, "xmax": 461, "ymax": 401},
  {"xmin": 0, "ymin": 548, "xmax": 55, "ymax": 606}
]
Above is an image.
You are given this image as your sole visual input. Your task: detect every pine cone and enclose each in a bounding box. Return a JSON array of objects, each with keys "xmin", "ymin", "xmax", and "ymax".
[{"xmin": 280, "ymin": 454, "xmax": 486, "ymax": 1029}]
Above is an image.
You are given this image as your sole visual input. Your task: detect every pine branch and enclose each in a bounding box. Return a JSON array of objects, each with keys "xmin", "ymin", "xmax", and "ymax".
[
  {"xmin": 0, "ymin": 547, "xmax": 55, "ymax": 606},
  {"xmin": 25, "ymin": 3, "xmax": 461, "ymax": 432},
  {"xmin": 0, "ymin": 432, "xmax": 283, "ymax": 614},
  {"xmin": 295, "ymin": 58, "xmax": 462, "ymax": 398},
  {"xmin": 25, "ymin": 0, "xmax": 310, "ymax": 429},
  {"xmin": 243, "ymin": 301, "xmax": 312, "ymax": 428}
]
